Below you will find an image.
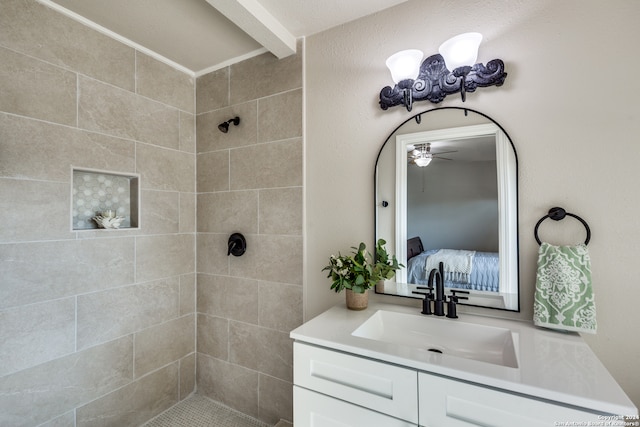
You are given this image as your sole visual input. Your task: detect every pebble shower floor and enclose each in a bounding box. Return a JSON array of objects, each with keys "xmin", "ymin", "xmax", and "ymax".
[{"xmin": 142, "ymin": 394, "xmax": 272, "ymax": 427}]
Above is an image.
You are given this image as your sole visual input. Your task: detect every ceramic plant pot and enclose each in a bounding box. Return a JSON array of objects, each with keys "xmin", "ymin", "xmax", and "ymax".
[{"xmin": 345, "ymin": 289, "xmax": 368, "ymax": 310}]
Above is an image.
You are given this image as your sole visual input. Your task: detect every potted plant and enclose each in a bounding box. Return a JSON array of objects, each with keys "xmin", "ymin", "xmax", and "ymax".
[{"xmin": 322, "ymin": 239, "xmax": 403, "ymax": 310}]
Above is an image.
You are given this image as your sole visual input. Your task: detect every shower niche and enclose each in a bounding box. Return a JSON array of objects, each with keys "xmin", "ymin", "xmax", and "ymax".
[{"xmin": 72, "ymin": 168, "xmax": 140, "ymax": 230}]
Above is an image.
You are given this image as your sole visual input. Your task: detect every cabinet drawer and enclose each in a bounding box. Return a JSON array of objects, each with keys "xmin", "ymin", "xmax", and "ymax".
[
  {"xmin": 419, "ymin": 373, "xmax": 603, "ymax": 427},
  {"xmin": 294, "ymin": 342, "xmax": 418, "ymax": 424},
  {"xmin": 294, "ymin": 386, "xmax": 417, "ymax": 427}
]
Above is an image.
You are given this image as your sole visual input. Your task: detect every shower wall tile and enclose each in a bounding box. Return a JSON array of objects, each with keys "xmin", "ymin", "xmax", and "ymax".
[
  {"xmin": 135, "ymin": 315, "xmax": 195, "ymax": 377},
  {"xmin": 179, "ymin": 192, "xmax": 197, "ymax": 233},
  {"xmin": 0, "ymin": 113, "xmax": 135, "ymax": 182},
  {"xmin": 0, "ymin": 298, "xmax": 75, "ymax": 377},
  {"xmin": 0, "ymin": 46, "xmax": 76, "ymax": 126},
  {"xmin": 258, "ymin": 282, "xmax": 303, "ymax": 332},
  {"xmin": 136, "ymin": 234, "xmax": 195, "ymax": 282},
  {"xmin": 258, "ymin": 89, "xmax": 303, "ymax": 143},
  {"xmin": 259, "ymin": 187, "xmax": 303, "ymax": 235},
  {"xmin": 76, "ymin": 363, "xmax": 178, "ymax": 427},
  {"xmin": 179, "ymin": 273, "xmax": 196, "ymax": 315},
  {"xmin": 137, "ymin": 143, "xmax": 195, "ymax": 192},
  {"xmin": 0, "ymin": 237, "xmax": 135, "ymax": 310},
  {"xmin": 197, "ymin": 355, "xmax": 260, "ymax": 419},
  {"xmin": 229, "ymin": 321, "xmax": 293, "ymax": 382},
  {"xmin": 77, "ymin": 278, "xmax": 180, "ymax": 350},
  {"xmin": 0, "ymin": 0, "xmax": 135, "ymax": 91},
  {"xmin": 259, "ymin": 374, "xmax": 293, "ymax": 425},
  {"xmin": 230, "ymin": 138, "xmax": 302, "ymax": 190},
  {"xmin": 141, "ymin": 189, "xmax": 180, "ymax": 234},
  {"xmin": 136, "ymin": 52, "xmax": 195, "ymax": 113},
  {"xmin": 0, "ymin": 179, "xmax": 71, "ymax": 242},
  {"xmin": 197, "ymin": 274, "xmax": 258, "ymax": 324},
  {"xmin": 38, "ymin": 411, "xmax": 75, "ymax": 427},
  {"xmin": 180, "ymin": 111, "xmax": 196, "ymax": 153},
  {"xmin": 230, "ymin": 48, "xmax": 302, "ymax": 104},
  {"xmin": 78, "ymin": 76, "xmax": 179, "ymax": 149},
  {"xmin": 197, "ymin": 150, "xmax": 230, "ymax": 192},
  {"xmin": 229, "ymin": 234, "xmax": 303, "ymax": 285},
  {"xmin": 179, "ymin": 353, "xmax": 196, "ymax": 399},
  {"xmin": 0, "ymin": 336, "xmax": 133, "ymax": 427},
  {"xmin": 196, "ymin": 233, "xmax": 230, "ymax": 275},
  {"xmin": 196, "ymin": 67, "xmax": 229, "ymax": 113},
  {"xmin": 197, "ymin": 314, "xmax": 229, "ymax": 360},
  {"xmin": 197, "ymin": 191, "xmax": 258, "ymax": 233},
  {"xmin": 196, "ymin": 101, "xmax": 257, "ymax": 152}
]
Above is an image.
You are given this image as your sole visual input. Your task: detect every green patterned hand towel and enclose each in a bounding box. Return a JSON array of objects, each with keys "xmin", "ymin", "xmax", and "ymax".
[{"xmin": 533, "ymin": 242, "xmax": 597, "ymax": 334}]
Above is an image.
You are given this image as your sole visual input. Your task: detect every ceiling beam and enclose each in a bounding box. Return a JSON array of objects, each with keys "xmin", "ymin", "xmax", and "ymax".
[{"xmin": 205, "ymin": 0, "xmax": 296, "ymax": 59}]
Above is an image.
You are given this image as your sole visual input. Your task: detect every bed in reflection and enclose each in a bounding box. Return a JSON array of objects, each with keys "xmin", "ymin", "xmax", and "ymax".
[{"xmin": 406, "ymin": 237, "xmax": 499, "ymax": 292}]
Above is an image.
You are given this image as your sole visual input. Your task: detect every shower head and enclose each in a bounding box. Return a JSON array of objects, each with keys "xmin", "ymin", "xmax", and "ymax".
[{"xmin": 218, "ymin": 116, "xmax": 240, "ymax": 133}]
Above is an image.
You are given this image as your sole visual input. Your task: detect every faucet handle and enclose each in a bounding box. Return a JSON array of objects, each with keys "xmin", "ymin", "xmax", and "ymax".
[
  {"xmin": 446, "ymin": 295, "xmax": 458, "ymax": 319},
  {"xmin": 412, "ymin": 291, "xmax": 434, "ymax": 315}
]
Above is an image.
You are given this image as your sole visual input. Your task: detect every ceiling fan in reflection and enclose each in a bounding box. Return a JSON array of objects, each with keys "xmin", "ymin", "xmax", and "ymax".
[{"xmin": 407, "ymin": 143, "xmax": 457, "ymax": 167}]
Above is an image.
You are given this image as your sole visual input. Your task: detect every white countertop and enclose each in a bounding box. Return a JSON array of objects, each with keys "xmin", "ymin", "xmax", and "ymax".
[{"xmin": 291, "ymin": 302, "xmax": 637, "ymax": 416}]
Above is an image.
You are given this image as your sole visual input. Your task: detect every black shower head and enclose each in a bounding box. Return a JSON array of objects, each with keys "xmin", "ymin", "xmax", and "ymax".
[{"xmin": 218, "ymin": 116, "xmax": 240, "ymax": 133}]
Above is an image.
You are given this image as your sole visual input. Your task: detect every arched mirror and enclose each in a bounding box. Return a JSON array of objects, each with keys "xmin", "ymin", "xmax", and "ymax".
[{"xmin": 375, "ymin": 107, "xmax": 519, "ymax": 311}]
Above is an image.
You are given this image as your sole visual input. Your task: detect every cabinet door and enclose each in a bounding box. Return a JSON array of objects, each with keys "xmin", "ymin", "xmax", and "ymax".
[
  {"xmin": 419, "ymin": 373, "xmax": 604, "ymax": 427},
  {"xmin": 294, "ymin": 342, "xmax": 418, "ymax": 424},
  {"xmin": 295, "ymin": 386, "xmax": 417, "ymax": 427}
]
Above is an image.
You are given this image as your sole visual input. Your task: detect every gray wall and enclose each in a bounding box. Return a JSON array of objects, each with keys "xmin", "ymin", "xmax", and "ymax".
[
  {"xmin": 195, "ymin": 47, "xmax": 303, "ymax": 424},
  {"xmin": 408, "ymin": 160, "xmax": 499, "ymax": 252},
  {"xmin": 0, "ymin": 1, "xmax": 197, "ymax": 426}
]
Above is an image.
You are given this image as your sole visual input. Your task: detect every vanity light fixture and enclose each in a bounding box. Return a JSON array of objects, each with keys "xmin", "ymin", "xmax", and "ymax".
[
  {"xmin": 380, "ymin": 32, "xmax": 507, "ymax": 111},
  {"xmin": 218, "ymin": 116, "xmax": 240, "ymax": 133}
]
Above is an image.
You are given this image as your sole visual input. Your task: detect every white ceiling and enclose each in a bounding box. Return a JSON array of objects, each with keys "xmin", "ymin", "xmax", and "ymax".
[{"xmin": 39, "ymin": 0, "xmax": 408, "ymax": 76}]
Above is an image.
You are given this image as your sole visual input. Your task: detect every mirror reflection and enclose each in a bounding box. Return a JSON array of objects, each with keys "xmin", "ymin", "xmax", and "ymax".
[{"xmin": 375, "ymin": 107, "xmax": 519, "ymax": 311}]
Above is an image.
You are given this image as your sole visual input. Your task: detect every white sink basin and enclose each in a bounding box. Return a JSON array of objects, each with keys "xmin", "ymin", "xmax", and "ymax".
[{"xmin": 352, "ymin": 310, "xmax": 518, "ymax": 368}]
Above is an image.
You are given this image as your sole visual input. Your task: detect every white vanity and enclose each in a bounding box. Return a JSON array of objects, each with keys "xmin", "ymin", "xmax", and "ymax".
[{"xmin": 291, "ymin": 302, "xmax": 637, "ymax": 426}]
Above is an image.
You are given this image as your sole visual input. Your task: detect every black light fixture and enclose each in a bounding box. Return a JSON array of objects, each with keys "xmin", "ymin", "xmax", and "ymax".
[
  {"xmin": 218, "ymin": 116, "xmax": 240, "ymax": 133},
  {"xmin": 379, "ymin": 33, "xmax": 507, "ymax": 111}
]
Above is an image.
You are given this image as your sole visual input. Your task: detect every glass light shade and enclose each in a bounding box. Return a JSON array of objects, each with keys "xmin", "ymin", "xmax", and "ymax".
[
  {"xmin": 385, "ymin": 49, "xmax": 424, "ymax": 83},
  {"xmin": 415, "ymin": 156, "xmax": 432, "ymax": 167},
  {"xmin": 438, "ymin": 32, "xmax": 482, "ymax": 71}
]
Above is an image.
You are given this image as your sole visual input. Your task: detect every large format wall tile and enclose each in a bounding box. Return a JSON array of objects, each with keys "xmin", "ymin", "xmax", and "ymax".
[
  {"xmin": 229, "ymin": 235, "xmax": 302, "ymax": 285},
  {"xmin": 180, "ymin": 112, "xmax": 196, "ymax": 153},
  {"xmin": 0, "ymin": 237, "xmax": 135, "ymax": 310},
  {"xmin": 197, "ymin": 313, "xmax": 229, "ymax": 360},
  {"xmin": 229, "ymin": 322, "xmax": 293, "ymax": 382},
  {"xmin": 258, "ymin": 89, "xmax": 303, "ymax": 143},
  {"xmin": 196, "ymin": 67, "xmax": 229, "ymax": 114},
  {"xmin": 196, "ymin": 150, "xmax": 229, "ymax": 192},
  {"xmin": 258, "ymin": 187, "xmax": 302, "ymax": 235},
  {"xmin": 140, "ymin": 190, "xmax": 180, "ymax": 234},
  {"xmin": 76, "ymin": 363, "xmax": 178, "ymax": 427},
  {"xmin": 197, "ymin": 355, "xmax": 260, "ymax": 419},
  {"xmin": 136, "ymin": 52, "xmax": 195, "ymax": 113},
  {"xmin": 0, "ymin": 336, "xmax": 133, "ymax": 427},
  {"xmin": 197, "ymin": 191, "xmax": 258, "ymax": 233},
  {"xmin": 230, "ymin": 138, "xmax": 302, "ymax": 190},
  {"xmin": 78, "ymin": 77, "xmax": 179, "ymax": 149},
  {"xmin": 0, "ymin": 0, "xmax": 135, "ymax": 91},
  {"xmin": 0, "ymin": 298, "xmax": 75, "ymax": 377},
  {"xmin": 0, "ymin": 113, "xmax": 135, "ymax": 182},
  {"xmin": 136, "ymin": 234, "xmax": 195, "ymax": 282},
  {"xmin": 137, "ymin": 143, "xmax": 195, "ymax": 192},
  {"xmin": 196, "ymin": 233, "xmax": 230, "ymax": 275},
  {"xmin": 258, "ymin": 282, "xmax": 303, "ymax": 332},
  {"xmin": 0, "ymin": 179, "xmax": 71, "ymax": 242},
  {"xmin": 259, "ymin": 374, "xmax": 293, "ymax": 425},
  {"xmin": 230, "ymin": 49, "xmax": 302, "ymax": 105},
  {"xmin": 77, "ymin": 278, "xmax": 180, "ymax": 349},
  {"xmin": 196, "ymin": 101, "xmax": 257, "ymax": 153},
  {"xmin": 135, "ymin": 315, "xmax": 195, "ymax": 377},
  {"xmin": 197, "ymin": 274, "xmax": 258, "ymax": 324},
  {"xmin": 0, "ymin": 46, "xmax": 76, "ymax": 125},
  {"xmin": 179, "ymin": 192, "xmax": 197, "ymax": 233},
  {"xmin": 179, "ymin": 353, "xmax": 196, "ymax": 400}
]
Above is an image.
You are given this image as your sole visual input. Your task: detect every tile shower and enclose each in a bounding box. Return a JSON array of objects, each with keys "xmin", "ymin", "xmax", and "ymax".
[{"xmin": 0, "ymin": 0, "xmax": 302, "ymax": 425}]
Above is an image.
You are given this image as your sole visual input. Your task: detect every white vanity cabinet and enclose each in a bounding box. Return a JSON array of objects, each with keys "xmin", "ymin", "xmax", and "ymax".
[
  {"xmin": 419, "ymin": 373, "xmax": 603, "ymax": 427},
  {"xmin": 293, "ymin": 342, "xmax": 418, "ymax": 426}
]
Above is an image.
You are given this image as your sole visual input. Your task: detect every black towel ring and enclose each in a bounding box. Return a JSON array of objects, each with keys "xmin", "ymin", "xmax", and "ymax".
[{"xmin": 534, "ymin": 207, "xmax": 591, "ymax": 246}]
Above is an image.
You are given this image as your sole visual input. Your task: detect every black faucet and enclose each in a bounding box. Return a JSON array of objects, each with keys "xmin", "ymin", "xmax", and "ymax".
[{"xmin": 429, "ymin": 262, "xmax": 446, "ymax": 316}]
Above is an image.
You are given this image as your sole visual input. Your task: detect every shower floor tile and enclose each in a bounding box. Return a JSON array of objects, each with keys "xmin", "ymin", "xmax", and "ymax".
[{"xmin": 142, "ymin": 394, "xmax": 271, "ymax": 427}]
